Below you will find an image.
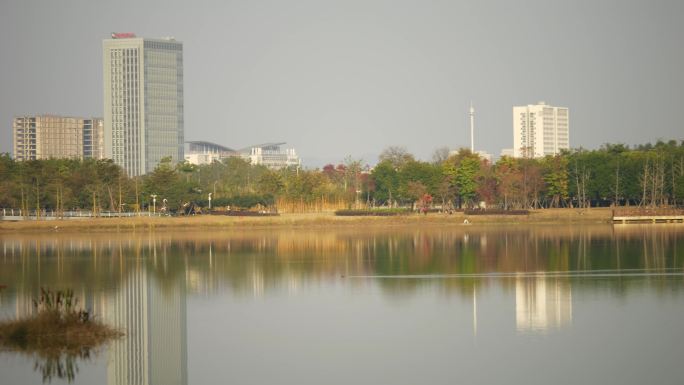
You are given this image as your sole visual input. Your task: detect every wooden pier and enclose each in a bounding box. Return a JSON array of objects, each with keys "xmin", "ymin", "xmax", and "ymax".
[{"xmin": 612, "ymin": 208, "xmax": 684, "ymax": 224}]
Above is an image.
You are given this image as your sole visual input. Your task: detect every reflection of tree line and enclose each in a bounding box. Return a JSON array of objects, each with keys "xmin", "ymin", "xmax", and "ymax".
[
  {"xmin": 0, "ymin": 237, "xmax": 187, "ymax": 303},
  {"xmin": 0, "ymin": 226, "xmax": 681, "ymax": 380},
  {"xmin": 0, "ymin": 226, "xmax": 682, "ymax": 300}
]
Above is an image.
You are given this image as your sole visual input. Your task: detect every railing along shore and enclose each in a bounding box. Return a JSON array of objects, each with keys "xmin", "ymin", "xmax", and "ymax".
[
  {"xmin": 612, "ymin": 207, "xmax": 684, "ymax": 223},
  {"xmin": 0, "ymin": 208, "xmax": 165, "ymax": 220}
]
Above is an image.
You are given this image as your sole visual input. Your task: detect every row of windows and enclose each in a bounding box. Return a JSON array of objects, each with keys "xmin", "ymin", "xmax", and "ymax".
[
  {"xmin": 146, "ymin": 89, "xmax": 180, "ymax": 97},
  {"xmin": 144, "ymin": 41, "xmax": 182, "ymax": 51},
  {"xmin": 144, "ymin": 59, "xmax": 181, "ymax": 70},
  {"xmin": 111, "ymin": 85, "xmax": 139, "ymax": 91},
  {"xmin": 110, "ymin": 98, "xmax": 140, "ymax": 105},
  {"xmin": 110, "ymin": 90, "xmax": 139, "ymax": 96},
  {"xmin": 111, "ymin": 105, "xmax": 140, "ymax": 112},
  {"xmin": 112, "ymin": 110, "xmax": 140, "ymax": 117},
  {"xmin": 110, "ymin": 74, "xmax": 139, "ymax": 82}
]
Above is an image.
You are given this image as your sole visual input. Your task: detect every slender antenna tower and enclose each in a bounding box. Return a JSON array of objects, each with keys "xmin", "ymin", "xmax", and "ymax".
[{"xmin": 469, "ymin": 102, "xmax": 475, "ymax": 153}]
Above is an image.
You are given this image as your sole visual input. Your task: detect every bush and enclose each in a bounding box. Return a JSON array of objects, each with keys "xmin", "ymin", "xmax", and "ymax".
[
  {"xmin": 464, "ymin": 209, "xmax": 529, "ymax": 215},
  {"xmin": 210, "ymin": 194, "xmax": 275, "ymax": 209},
  {"xmin": 335, "ymin": 208, "xmax": 412, "ymax": 216}
]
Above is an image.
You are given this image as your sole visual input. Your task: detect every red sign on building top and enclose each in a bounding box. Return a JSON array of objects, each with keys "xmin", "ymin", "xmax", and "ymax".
[{"xmin": 111, "ymin": 32, "xmax": 136, "ymax": 39}]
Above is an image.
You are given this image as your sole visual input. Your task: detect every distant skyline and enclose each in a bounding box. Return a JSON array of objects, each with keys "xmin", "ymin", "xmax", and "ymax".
[{"xmin": 1, "ymin": 0, "xmax": 683, "ymax": 167}]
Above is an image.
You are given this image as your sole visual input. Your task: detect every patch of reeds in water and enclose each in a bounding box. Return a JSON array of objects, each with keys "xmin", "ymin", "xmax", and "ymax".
[{"xmin": 0, "ymin": 288, "xmax": 122, "ymax": 382}]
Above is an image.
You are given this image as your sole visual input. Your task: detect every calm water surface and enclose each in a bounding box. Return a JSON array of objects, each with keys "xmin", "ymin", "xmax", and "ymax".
[{"xmin": 0, "ymin": 224, "xmax": 683, "ymax": 385}]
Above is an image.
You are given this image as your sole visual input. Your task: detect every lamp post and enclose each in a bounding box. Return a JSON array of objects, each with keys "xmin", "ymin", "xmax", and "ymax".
[
  {"xmin": 208, "ymin": 193, "xmax": 213, "ymax": 210},
  {"xmin": 151, "ymin": 194, "xmax": 157, "ymax": 214}
]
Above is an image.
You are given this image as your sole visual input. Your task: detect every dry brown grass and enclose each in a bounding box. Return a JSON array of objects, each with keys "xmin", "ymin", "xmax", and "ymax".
[
  {"xmin": 0, "ymin": 207, "xmax": 616, "ymax": 232},
  {"xmin": 0, "ymin": 311, "xmax": 121, "ymax": 354}
]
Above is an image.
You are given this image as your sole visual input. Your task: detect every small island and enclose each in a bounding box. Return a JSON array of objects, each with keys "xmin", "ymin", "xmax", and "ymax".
[{"xmin": 0, "ymin": 288, "xmax": 121, "ymax": 381}]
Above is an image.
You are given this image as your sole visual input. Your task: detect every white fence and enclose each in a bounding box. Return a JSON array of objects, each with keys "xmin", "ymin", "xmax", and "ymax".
[{"xmin": 0, "ymin": 208, "xmax": 164, "ymax": 220}]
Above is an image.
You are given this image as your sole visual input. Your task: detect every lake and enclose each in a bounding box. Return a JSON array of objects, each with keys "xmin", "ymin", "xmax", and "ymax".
[{"xmin": 1, "ymin": 224, "xmax": 683, "ymax": 385}]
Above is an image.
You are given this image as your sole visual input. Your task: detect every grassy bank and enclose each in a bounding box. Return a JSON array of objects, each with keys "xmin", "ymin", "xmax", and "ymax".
[{"xmin": 0, "ymin": 208, "xmax": 616, "ymax": 232}]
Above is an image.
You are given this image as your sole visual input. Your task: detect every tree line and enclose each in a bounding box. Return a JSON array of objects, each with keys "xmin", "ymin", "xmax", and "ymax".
[
  {"xmin": 371, "ymin": 141, "xmax": 684, "ymax": 210},
  {"xmin": 1, "ymin": 140, "xmax": 683, "ymax": 214}
]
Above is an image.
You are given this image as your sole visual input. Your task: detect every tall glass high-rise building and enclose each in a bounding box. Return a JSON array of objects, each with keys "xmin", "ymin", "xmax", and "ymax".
[{"xmin": 103, "ymin": 33, "xmax": 184, "ymax": 176}]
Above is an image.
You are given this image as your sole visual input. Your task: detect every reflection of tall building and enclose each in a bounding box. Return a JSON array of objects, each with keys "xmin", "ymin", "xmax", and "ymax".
[
  {"xmin": 105, "ymin": 266, "xmax": 187, "ymax": 385},
  {"xmin": 149, "ymin": 277, "xmax": 187, "ymax": 385},
  {"xmin": 515, "ymin": 277, "xmax": 572, "ymax": 332},
  {"xmin": 106, "ymin": 268, "xmax": 149, "ymax": 385},
  {"xmin": 14, "ymin": 290, "xmax": 34, "ymax": 318}
]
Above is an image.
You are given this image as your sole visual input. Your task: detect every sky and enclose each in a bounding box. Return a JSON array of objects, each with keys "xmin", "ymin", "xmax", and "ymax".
[{"xmin": 1, "ymin": 0, "xmax": 683, "ymax": 167}]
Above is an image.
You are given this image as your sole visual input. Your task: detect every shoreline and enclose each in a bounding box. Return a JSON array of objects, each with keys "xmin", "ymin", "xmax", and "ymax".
[{"xmin": 0, "ymin": 208, "xmax": 617, "ymax": 232}]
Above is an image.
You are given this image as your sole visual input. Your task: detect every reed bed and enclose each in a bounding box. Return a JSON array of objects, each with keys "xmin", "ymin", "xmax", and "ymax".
[{"xmin": 0, "ymin": 289, "xmax": 121, "ymax": 355}]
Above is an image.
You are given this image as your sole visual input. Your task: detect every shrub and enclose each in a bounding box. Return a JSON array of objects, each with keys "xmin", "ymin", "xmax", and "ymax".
[{"xmin": 335, "ymin": 208, "xmax": 412, "ymax": 216}]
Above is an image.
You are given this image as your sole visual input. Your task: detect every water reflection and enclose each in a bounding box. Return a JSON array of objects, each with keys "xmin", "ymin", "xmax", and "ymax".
[
  {"xmin": 0, "ymin": 237, "xmax": 189, "ymax": 384},
  {"xmin": 105, "ymin": 263, "xmax": 187, "ymax": 385},
  {"xmin": 515, "ymin": 277, "xmax": 572, "ymax": 333},
  {"xmin": 32, "ymin": 348, "xmax": 94, "ymax": 383},
  {"xmin": 0, "ymin": 224, "xmax": 682, "ymax": 383}
]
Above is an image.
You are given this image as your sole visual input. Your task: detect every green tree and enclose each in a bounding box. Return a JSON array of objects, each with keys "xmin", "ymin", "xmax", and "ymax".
[
  {"xmin": 443, "ymin": 149, "xmax": 481, "ymax": 208},
  {"xmin": 257, "ymin": 170, "xmax": 285, "ymax": 196},
  {"xmin": 379, "ymin": 146, "xmax": 415, "ymax": 170},
  {"xmin": 405, "ymin": 181, "xmax": 427, "ymax": 210},
  {"xmin": 542, "ymin": 155, "xmax": 569, "ymax": 208},
  {"xmin": 370, "ymin": 160, "xmax": 399, "ymax": 205},
  {"xmin": 494, "ymin": 156, "xmax": 521, "ymax": 209}
]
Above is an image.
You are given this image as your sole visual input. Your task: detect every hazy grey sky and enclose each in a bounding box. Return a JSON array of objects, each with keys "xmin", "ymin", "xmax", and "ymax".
[{"xmin": 1, "ymin": 0, "xmax": 683, "ymax": 167}]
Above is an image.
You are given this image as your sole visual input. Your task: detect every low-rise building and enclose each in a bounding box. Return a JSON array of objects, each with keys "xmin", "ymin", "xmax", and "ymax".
[
  {"xmin": 238, "ymin": 143, "xmax": 300, "ymax": 169},
  {"xmin": 184, "ymin": 141, "xmax": 234, "ymax": 165},
  {"xmin": 500, "ymin": 148, "xmax": 514, "ymax": 158},
  {"xmin": 13, "ymin": 115, "xmax": 104, "ymax": 161},
  {"xmin": 184, "ymin": 141, "xmax": 301, "ymax": 169}
]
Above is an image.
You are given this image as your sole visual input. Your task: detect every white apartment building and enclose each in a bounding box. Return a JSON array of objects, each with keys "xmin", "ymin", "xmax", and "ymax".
[
  {"xmin": 513, "ymin": 102, "xmax": 569, "ymax": 158},
  {"xmin": 103, "ymin": 33, "xmax": 184, "ymax": 176}
]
